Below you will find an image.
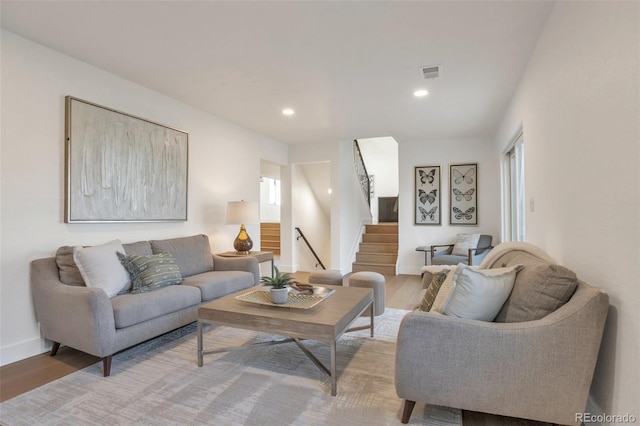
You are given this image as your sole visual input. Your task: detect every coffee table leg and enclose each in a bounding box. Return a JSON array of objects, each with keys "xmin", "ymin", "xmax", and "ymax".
[
  {"xmin": 197, "ymin": 320, "xmax": 203, "ymax": 367},
  {"xmin": 330, "ymin": 340, "xmax": 337, "ymax": 396}
]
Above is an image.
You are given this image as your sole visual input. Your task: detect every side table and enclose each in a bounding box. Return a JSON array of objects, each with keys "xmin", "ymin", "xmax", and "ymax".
[
  {"xmin": 217, "ymin": 251, "xmax": 275, "ymax": 277},
  {"xmin": 415, "ymin": 246, "xmax": 432, "ymax": 266}
]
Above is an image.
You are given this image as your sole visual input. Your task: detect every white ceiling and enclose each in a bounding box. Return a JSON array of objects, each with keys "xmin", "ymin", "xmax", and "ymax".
[{"xmin": 1, "ymin": 1, "xmax": 555, "ymax": 145}]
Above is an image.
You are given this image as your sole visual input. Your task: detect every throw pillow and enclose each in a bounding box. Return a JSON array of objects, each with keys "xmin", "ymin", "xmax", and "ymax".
[
  {"xmin": 437, "ymin": 264, "xmax": 523, "ymax": 321},
  {"xmin": 418, "ymin": 272, "xmax": 448, "ymax": 312},
  {"xmin": 118, "ymin": 252, "xmax": 183, "ymax": 294},
  {"xmin": 451, "ymin": 233, "xmax": 481, "ymax": 256},
  {"xmin": 494, "ymin": 264, "xmax": 578, "ymax": 323},
  {"xmin": 55, "ymin": 246, "xmax": 85, "ymax": 286},
  {"xmin": 73, "ymin": 240, "xmax": 131, "ymax": 298},
  {"xmin": 431, "ymin": 270, "xmax": 456, "ymax": 313}
]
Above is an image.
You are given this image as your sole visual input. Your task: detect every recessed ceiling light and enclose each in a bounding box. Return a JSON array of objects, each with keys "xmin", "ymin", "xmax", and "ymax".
[
  {"xmin": 282, "ymin": 108, "xmax": 295, "ymax": 116},
  {"xmin": 328, "ymin": 188, "xmax": 332, "ymax": 194},
  {"xmin": 414, "ymin": 89, "xmax": 428, "ymax": 97}
]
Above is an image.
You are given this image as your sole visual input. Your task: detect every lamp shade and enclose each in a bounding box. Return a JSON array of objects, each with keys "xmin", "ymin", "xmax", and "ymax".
[{"xmin": 226, "ymin": 201, "xmax": 259, "ymax": 225}]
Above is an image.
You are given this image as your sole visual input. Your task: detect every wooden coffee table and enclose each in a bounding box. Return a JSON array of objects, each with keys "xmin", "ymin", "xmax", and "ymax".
[{"xmin": 197, "ymin": 285, "xmax": 374, "ymax": 396}]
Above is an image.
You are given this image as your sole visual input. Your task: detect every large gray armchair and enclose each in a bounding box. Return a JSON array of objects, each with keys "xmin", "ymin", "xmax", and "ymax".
[
  {"xmin": 430, "ymin": 234, "xmax": 492, "ymax": 265},
  {"xmin": 396, "ymin": 242, "xmax": 609, "ymax": 425}
]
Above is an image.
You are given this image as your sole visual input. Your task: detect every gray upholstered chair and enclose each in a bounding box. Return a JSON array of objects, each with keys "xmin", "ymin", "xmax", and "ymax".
[
  {"xmin": 430, "ymin": 234, "xmax": 492, "ymax": 266},
  {"xmin": 396, "ymin": 242, "xmax": 609, "ymax": 425}
]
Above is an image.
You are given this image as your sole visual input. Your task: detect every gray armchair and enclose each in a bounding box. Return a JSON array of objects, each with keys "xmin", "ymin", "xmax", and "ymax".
[
  {"xmin": 396, "ymin": 242, "xmax": 609, "ymax": 425},
  {"xmin": 430, "ymin": 234, "xmax": 492, "ymax": 265}
]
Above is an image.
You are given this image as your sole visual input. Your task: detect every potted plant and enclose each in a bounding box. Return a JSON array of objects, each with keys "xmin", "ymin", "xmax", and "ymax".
[{"xmin": 260, "ymin": 266, "xmax": 293, "ymax": 304}]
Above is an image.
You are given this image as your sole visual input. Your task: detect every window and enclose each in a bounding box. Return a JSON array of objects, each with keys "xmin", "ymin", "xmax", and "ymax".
[
  {"xmin": 503, "ymin": 132, "xmax": 525, "ymax": 241},
  {"xmin": 265, "ymin": 177, "xmax": 281, "ymax": 206}
]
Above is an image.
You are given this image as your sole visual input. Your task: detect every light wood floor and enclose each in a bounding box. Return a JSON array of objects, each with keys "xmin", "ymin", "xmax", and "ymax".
[{"xmin": 0, "ymin": 273, "xmax": 549, "ymax": 425}]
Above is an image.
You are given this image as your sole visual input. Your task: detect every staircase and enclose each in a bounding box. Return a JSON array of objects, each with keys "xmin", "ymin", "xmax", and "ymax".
[
  {"xmin": 352, "ymin": 223, "xmax": 398, "ymax": 275},
  {"xmin": 260, "ymin": 222, "xmax": 280, "ymax": 255}
]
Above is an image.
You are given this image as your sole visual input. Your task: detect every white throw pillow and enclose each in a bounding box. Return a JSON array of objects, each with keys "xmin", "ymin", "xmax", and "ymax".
[
  {"xmin": 437, "ymin": 264, "xmax": 522, "ymax": 321},
  {"xmin": 451, "ymin": 233, "xmax": 481, "ymax": 256},
  {"xmin": 73, "ymin": 239, "xmax": 131, "ymax": 298}
]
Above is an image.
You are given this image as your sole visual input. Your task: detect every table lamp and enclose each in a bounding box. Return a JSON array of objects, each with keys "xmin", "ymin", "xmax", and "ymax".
[{"xmin": 226, "ymin": 200, "xmax": 260, "ymax": 254}]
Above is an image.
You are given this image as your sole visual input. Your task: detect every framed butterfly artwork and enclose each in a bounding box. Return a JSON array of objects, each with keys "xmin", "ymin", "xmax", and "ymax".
[
  {"xmin": 449, "ymin": 163, "xmax": 478, "ymax": 225},
  {"xmin": 414, "ymin": 166, "xmax": 441, "ymax": 225}
]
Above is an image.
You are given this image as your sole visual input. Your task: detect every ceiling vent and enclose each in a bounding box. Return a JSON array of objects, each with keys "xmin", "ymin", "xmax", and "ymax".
[{"xmin": 420, "ymin": 65, "xmax": 440, "ymax": 80}]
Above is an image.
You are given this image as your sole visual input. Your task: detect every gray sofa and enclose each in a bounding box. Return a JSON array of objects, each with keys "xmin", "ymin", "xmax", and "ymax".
[
  {"xmin": 396, "ymin": 242, "xmax": 609, "ymax": 425},
  {"xmin": 31, "ymin": 234, "xmax": 259, "ymax": 376}
]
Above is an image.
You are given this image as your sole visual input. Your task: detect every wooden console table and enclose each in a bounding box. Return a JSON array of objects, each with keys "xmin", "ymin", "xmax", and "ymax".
[{"xmin": 217, "ymin": 251, "xmax": 275, "ymax": 277}]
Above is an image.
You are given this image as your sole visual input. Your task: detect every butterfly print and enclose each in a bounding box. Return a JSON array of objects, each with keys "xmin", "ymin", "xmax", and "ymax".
[
  {"xmin": 452, "ymin": 167, "xmax": 475, "ymax": 185},
  {"xmin": 453, "ymin": 206, "xmax": 475, "ymax": 220},
  {"xmin": 453, "ymin": 188, "xmax": 475, "ymax": 201},
  {"xmin": 419, "ymin": 169, "xmax": 436, "ymax": 185},
  {"xmin": 418, "ymin": 189, "xmax": 437, "ymax": 205},
  {"xmin": 419, "ymin": 206, "xmax": 438, "ymax": 221}
]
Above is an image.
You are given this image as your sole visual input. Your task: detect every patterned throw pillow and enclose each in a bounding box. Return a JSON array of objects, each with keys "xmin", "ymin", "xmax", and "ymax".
[
  {"xmin": 118, "ymin": 252, "xmax": 183, "ymax": 294},
  {"xmin": 418, "ymin": 272, "xmax": 448, "ymax": 312}
]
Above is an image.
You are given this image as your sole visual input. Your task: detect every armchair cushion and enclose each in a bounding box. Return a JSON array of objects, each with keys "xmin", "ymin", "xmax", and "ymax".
[
  {"xmin": 118, "ymin": 252, "xmax": 183, "ymax": 294},
  {"xmin": 435, "ymin": 264, "xmax": 522, "ymax": 321},
  {"xmin": 451, "ymin": 233, "xmax": 480, "ymax": 256},
  {"xmin": 73, "ymin": 239, "xmax": 131, "ymax": 298},
  {"xmin": 495, "ymin": 264, "xmax": 578, "ymax": 323}
]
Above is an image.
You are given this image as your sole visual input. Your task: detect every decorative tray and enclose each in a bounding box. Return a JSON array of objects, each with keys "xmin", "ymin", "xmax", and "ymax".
[{"xmin": 235, "ymin": 290, "xmax": 325, "ymax": 309}]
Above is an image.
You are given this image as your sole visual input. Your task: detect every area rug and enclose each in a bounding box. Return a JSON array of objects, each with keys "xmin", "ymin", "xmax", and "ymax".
[{"xmin": 0, "ymin": 309, "xmax": 461, "ymax": 426}]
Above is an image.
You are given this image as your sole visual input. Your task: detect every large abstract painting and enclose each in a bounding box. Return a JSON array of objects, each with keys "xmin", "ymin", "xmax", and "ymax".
[{"xmin": 65, "ymin": 96, "xmax": 188, "ymax": 222}]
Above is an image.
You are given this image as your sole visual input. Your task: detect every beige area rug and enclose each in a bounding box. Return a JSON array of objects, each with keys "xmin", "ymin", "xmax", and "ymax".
[{"xmin": 0, "ymin": 308, "xmax": 461, "ymax": 426}]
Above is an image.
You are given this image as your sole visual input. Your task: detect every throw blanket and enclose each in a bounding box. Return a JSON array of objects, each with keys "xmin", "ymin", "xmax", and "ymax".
[{"xmin": 479, "ymin": 241, "xmax": 556, "ymax": 269}]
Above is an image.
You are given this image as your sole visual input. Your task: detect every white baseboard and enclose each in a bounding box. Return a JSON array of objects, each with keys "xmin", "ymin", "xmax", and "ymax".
[{"xmin": 0, "ymin": 336, "xmax": 47, "ymax": 367}]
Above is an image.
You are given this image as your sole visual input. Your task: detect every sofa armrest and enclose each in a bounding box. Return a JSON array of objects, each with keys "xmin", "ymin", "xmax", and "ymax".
[
  {"xmin": 30, "ymin": 258, "xmax": 116, "ymax": 358},
  {"xmin": 212, "ymin": 254, "xmax": 260, "ymax": 284},
  {"xmin": 395, "ymin": 285, "xmax": 608, "ymax": 424}
]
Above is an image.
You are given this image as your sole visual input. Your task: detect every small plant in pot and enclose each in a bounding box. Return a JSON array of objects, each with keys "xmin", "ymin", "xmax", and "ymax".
[{"xmin": 260, "ymin": 266, "xmax": 293, "ymax": 304}]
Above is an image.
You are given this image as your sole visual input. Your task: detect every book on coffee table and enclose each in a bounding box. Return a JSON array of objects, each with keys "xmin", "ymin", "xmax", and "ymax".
[{"xmin": 290, "ymin": 285, "xmax": 336, "ymax": 299}]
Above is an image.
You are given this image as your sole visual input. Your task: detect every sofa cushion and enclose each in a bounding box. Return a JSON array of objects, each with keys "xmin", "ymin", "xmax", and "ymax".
[
  {"xmin": 111, "ymin": 284, "xmax": 201, "ymax": 329},
  {"xmin": 451, "ymin": 233, "xmax": 480, "ymax": 256},
  {"xmin": 434, "ymin": 264, "xmax": 522, "ymax": 321},
  {"xmin": 183, "ymin": 271, "xmax": 255, "ymax": 301},
  {"xmin": 55, "ymin": 246, "xmax": 85, "ymax": 286},
  {"xmin": 118, "ymin": 252, "xmax": 183, "ymax": 294},
  {"xmin": 150, "ymin": 234, "xmax": 213, "ymax": 277},
  {"xmin": 73, "ymin": 240, "xmax": 131, "ymax": 298},
  {"xmin": 495, "ymin": 264, "xmax": 578, "ymax": 323},
  {"xmin": 418, "ymin": 272, "xmax": 448, "ymax": 312},
  {"xmin": 122, "ymin": 241, "xmax": 153, "ymax": 256}
]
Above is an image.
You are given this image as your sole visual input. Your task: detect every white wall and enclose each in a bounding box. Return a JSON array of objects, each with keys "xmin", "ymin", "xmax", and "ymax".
[
  {"xmin": 358, "ymin": 137, "xmax": 399, "ymax": 222},
  {"xmin": 292, "ymin": 165, "xmax": 331, "ymax": 271},
  {"xmin": 336, "ymin": 140, "xmax": 373, "ymax": 273},
  {"xmin": 495, "ymin": 2, "xmax": 639, "ymax": 419},
  {"xmin": 0, "ymin": 31, "xmax": 288, "ymax": 365},
  {"xmin": 397, "ymin": 137, "xmax": 501, "ymax": 275}
]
